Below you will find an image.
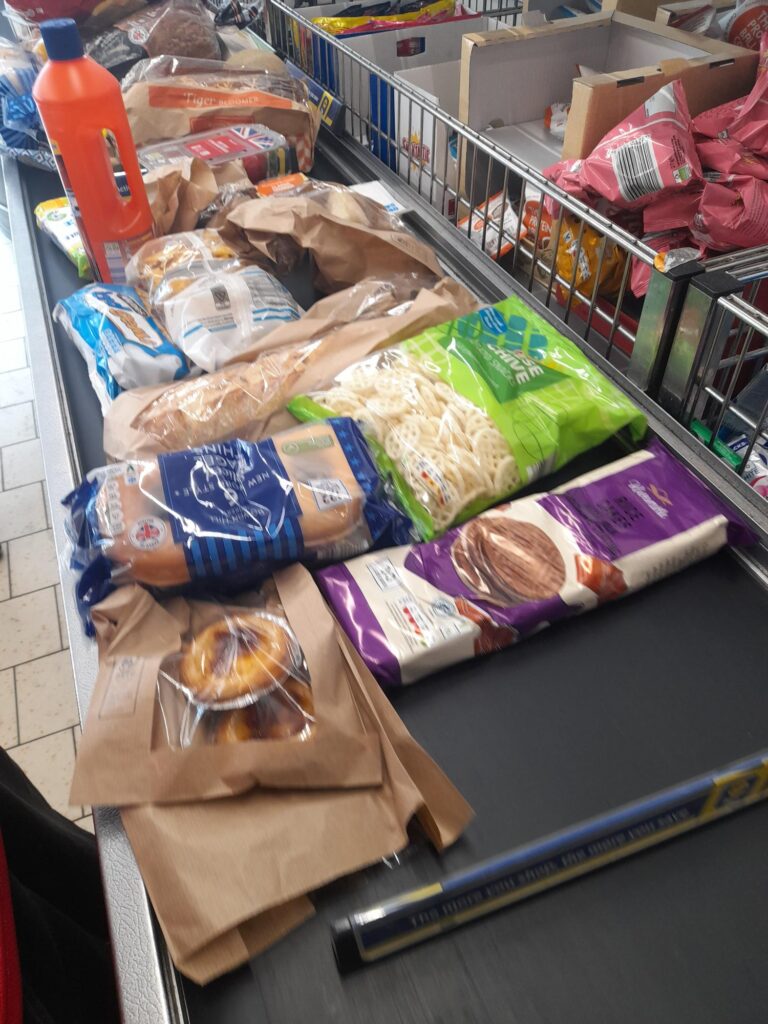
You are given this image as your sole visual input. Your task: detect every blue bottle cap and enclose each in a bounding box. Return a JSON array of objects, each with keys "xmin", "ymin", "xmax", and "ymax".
[{"xmin": 40, "ymin": 18, "xmax": 85, "ymax": 61}]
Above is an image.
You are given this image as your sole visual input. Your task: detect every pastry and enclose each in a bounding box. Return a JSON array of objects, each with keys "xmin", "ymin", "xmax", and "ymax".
[
  {"xmin": 211, "ymin": 678, "xmax": 314, "ymax": 743},
  {"xmin": 260, "ymin": 678, "xmax": 314, "ymax": 740},
  {"xmin": 180, "ymin": 613, "xmax": 292, "ymax": 703}
]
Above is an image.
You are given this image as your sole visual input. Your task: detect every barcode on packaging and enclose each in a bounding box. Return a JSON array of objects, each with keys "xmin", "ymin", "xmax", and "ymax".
[
  {"xmin": 610, "ymin": 136, "xmax": 663, "ymax": 204},
  {"xmin": 103, "ymin": 241, "xmax": 128, "ymax": 284}
]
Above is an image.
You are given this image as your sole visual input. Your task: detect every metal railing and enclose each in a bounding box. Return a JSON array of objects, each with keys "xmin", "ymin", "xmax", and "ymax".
[
  {"xmin": 265, "ymin": 0, "xmax": 768, "ymax": 511},
  {"xmin": 266, "ymin": 0, "xmax": 657, "ymax": 365}
]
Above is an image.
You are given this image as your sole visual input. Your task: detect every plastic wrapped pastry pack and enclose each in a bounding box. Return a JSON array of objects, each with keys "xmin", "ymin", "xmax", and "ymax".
[
  {"xmin": 317, "ymin": 441, "xmax": 755, "ymax": 687},
  {"xmin": 156, "ymin": 591, "xmax": 315, "ymax": 749},
  {"xmin": 54, "ymin": 283, "xmax": 190, "ymax": 413},
  {"xmin": 289, "ymin": 294, "xmax": 646, "ymax": 539},
  {"xmin": 64, "ymin": 417, "xmax": 413, "ymax": 625},
  {"xmin": 162, "ymin": 265, "xmax": 302, "ymax": 372},
  {"xmin": 125, "ymin": 229, "xmax": 241, "ymax": 312}
]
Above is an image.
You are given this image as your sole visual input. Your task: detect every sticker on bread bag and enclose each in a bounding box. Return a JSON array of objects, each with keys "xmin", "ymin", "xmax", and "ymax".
[
  {"xmin": 307, "ymin": 478, "xmax": 351, "ymax": 511},
  {"xmin": 129, "ymin": 516, "xmax": 167, "ymax": 550}
]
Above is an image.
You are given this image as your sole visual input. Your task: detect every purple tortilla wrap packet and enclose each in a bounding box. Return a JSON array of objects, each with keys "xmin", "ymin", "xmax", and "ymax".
[{"xmin": 316, "ymin": 440, "xmax": 754, "ymax": 687}]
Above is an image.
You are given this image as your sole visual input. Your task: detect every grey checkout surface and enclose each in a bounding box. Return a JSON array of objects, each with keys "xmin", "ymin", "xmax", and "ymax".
[{"xmin": 11, "ymin": 154, "xmax": 768, "ymax": 1024}]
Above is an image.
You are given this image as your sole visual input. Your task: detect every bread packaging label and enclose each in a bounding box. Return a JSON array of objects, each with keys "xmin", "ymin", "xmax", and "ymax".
[
  {"xmin": 317, "ymin": 441, "xmax": 755, "ymax": 687},
  {"xmin": 70, "ymin": 566, "xmax": 385, "ymax": 805}
]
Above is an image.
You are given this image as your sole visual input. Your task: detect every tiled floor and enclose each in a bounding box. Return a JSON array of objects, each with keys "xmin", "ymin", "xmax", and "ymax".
[{"xmin": 0, "ymin": 229, "xmax": 92, "ymax": 833}]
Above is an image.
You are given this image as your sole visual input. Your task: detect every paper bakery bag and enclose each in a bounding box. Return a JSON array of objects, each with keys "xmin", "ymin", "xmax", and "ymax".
[
  {"xmin": 222, "ymin": 184, "xmax": 443, "ymax": 291},
  {"xmin": 120, "ymin": 647, "xmax": 472, "ymax": 983},
  {"xmin": 70, "ymin": 567, "xmax": 384, "ymax": 805}
]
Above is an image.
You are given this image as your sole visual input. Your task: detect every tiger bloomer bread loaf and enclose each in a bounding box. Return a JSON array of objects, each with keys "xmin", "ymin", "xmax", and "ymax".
[{"xmin": 65, "ymin": 418, "xmax": 412, "ymax": 628}]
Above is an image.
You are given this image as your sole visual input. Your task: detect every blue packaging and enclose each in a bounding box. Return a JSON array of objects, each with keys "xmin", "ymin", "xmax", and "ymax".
[
  {"xmin": 64, "ymin": 417, "xmax": 413, "ymax": 631},
  {"xmin": 54, "ymin": 284, "xmax": 190, "ymax": 413}
]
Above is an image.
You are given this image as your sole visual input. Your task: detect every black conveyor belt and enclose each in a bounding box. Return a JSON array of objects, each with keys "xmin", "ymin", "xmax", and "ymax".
[{"xmin": 17, "ymin": 157, "xmax": 768, "ymax": 1024}]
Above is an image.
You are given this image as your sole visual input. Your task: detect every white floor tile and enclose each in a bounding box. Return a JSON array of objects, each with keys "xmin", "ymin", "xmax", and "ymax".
[
  {"xmin": 0, "ymin": 543, "xmax": 9, "ymax": 602},
  {"xmin": 8, "ymin": 529, "xmax": 59, "ymax": 597},
  {"xmin": 0, "ymin": 283, "xmax": 20, "ymax": 315},
  {"xmin": 76, "ymin": 815, "xmax": 94, "ymax": 834},
  {"xmin": 0, "ymin": 368, "xmax": 33, "ymax": 407},
  {"xmin": 16, "ymin": 649, "xmax": 78, "ymax": 744},
  {"xmin": 0, "ymin": 588, "xmax": 60, "ymax": 671},
  {"xmin": 2, "ymin": 437, "xmax": 43, "ymax": 489},
  {"xmin": 0, "ymin": 668, "xmax": 17, "ymax": 747},
  {"xmin": 55, "ymin": 584, "xmax": 69, "ymax": 649},
  {"xmin": 0, "ymin": 483, "xmax": 46, "ymax": 542},
  {"xmin": 0, "ymin": 311, "xmax": 25, "ymax": 343},
  {"xmin": 9, "ymin": 730, "xmax": 81, "ymax": 819},
  {"xmin": 0, "ymin": 339, "xmax": 26, "ymax": 374},
  {"xmin": 0, "ymin": 403, "xmax": 35, "ymax": 448}
]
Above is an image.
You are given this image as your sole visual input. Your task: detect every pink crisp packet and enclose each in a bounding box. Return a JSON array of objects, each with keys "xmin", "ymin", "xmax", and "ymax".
[
  {"xmin": 578, "ymin": 81, "xmax": 702, "ymax": 210},
  {"xmin": 695, "ymin": 135, "xmax": 768, "ymax": 179},
  {"xmin": 693, "ymin": 33, "xmax": 768, "ymax": 153},
  {"xmin": 542, "ymin": 158, "xmax": 592, "ymax": 215},
  {"xmin": 692, "ymin": 175, "xmax": 768, "ymax": 250},
  {"xmin": 642, "ymin": 184, "xmax": 703, "ymax": 233}
]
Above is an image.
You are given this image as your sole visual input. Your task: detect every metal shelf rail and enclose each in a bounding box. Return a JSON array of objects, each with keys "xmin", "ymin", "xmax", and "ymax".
[{"xmin": 265, "ymin": 0, "xmax": 768, "ymax": 522}]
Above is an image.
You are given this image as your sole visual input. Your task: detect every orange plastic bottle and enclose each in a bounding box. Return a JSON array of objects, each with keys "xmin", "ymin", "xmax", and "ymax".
[{"xmin": 33, "ymin": 18, "xmax": 155, "ymax": 283}]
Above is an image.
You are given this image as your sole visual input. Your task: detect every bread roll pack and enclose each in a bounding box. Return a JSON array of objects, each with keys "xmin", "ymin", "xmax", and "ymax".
[
  {"xmin": 65, "ymin": 418, "xmax": 412, "ymax": 625},
  {"xmin": 119, "ymin": 618, "xmax": 473, "ymax": 982},
  {"xmin": 102, "ymin": 275, "xmax": 479, "ymax": 462},
  {"xmin": 70, "ymin": 567, "xmax": 385, "ymax": 805},
  {"xmin": 222, "ymin": 183, "xmax": 443, "ymax": 291}
]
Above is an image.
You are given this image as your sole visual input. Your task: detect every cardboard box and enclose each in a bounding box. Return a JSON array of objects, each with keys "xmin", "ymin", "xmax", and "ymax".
[
  {"xmin": 395, "ymin": 60, "xmax": 460, "ymax": 213},
  {"xmin": 459, "ymin": 11, "xmax": 757, "ymax": 164}
]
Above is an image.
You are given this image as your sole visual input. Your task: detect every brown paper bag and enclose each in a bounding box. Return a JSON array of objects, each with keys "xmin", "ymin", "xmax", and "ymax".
[
  {"xmin": 71, "ymin": 568, "xmax": 383, "ymax": 806},
  {"xmin": 146, "ymin": 158, "xmax": 255, "ymax": 235},
  {"xmin": 120, "ymin": 647, "xmax": 472, "ymax": 983},
  {"xmin": 145, "ymin": 159, "xmax": 218, "ymax": 235},
  {"xmin": 223, "ymin": 185, "xmax": 443, "ymax": 291},
  {"xmin": 102, "ymin": 276, "xmax": 478, "ymax": 462}
]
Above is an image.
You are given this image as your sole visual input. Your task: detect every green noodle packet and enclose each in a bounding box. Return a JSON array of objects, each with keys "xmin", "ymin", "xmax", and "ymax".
[
  {"xmin": 34, "ymin": 198, "xmax": 91, "ymax": 279},
  {"xmin": 288, "ymin": 293, "xmax": 647, "ymax": 539}
]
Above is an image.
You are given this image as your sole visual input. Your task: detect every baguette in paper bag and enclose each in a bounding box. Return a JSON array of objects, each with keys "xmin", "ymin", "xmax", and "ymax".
[{"xmin": 102, "ymin": 275, "xmax": 479, "ymax": 461}]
